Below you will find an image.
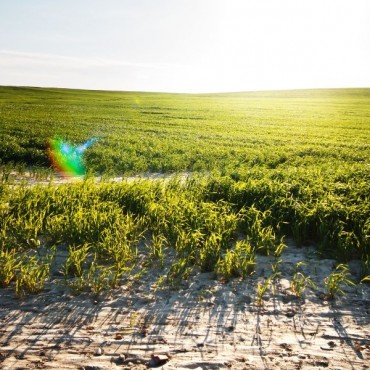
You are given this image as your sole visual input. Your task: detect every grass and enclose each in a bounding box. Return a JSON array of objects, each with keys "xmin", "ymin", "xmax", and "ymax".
[
  {"xmin": 1, "ymin": 87, "xmax": 369, "ymax": 175},
  {"xmin": 290, "ymin": 262, "xmax": 316, "ymax": 298},
  {"xmin": 0, "ymin": 86, "xmax": 369, "ymax": 296},
  {"xmin": 324, "ymin": 264, "xmax": 355, "ymax": 299}
]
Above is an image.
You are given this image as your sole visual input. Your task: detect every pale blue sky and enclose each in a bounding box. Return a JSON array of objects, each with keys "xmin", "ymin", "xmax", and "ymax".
[{"xmin": 0, "ymin": 0, "xmax": 369, "ymax": 92}]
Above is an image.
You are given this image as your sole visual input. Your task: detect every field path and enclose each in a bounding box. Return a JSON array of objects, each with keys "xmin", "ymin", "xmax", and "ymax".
[{"xmin": 8, "ymin": 171, "xmax": 191, "ymax": 187}]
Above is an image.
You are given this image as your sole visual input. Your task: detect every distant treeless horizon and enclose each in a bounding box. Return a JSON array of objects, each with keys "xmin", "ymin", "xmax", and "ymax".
[
  {"xmin": 0, "ymin": 0, "xmax": 369, "ymax": 93},
  {"xmin": 2, "ymin": 85, "xmax": 370, "ymax": 96}
]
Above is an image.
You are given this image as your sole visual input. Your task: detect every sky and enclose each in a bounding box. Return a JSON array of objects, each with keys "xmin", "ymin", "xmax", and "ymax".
[{"xmin": 0, "ymin": 0, "xmax": 369, "ymax": 93}]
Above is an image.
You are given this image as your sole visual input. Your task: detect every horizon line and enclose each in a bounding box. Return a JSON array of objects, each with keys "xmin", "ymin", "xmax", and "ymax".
[{"xmin": 1, "ymin": 84, "xmax": 370, "ymax": 96}]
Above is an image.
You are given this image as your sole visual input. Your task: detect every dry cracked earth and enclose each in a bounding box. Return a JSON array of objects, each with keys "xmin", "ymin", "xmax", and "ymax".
[{"xmin": 1, "ymin": 243, "xmax": 370, "ymax": 370}]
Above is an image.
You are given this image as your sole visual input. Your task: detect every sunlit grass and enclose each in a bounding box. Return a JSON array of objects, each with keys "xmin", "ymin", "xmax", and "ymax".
[{"xmin": 0, "ymin": 86, "xmax": 369, "ymax": 296}]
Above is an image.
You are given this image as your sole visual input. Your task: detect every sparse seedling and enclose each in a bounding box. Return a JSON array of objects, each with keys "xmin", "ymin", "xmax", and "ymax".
[
  {"xmin": 324, "ymin": 264, "xmax": 355, "ymax": 299},
  {"xmin": 268, "ymin": 242, "xmax": 287, "ymax": 294},
  {"xmin": 256, "ymin": 277, "xmax": 271, "ymax": 307},
  {"xmin": 86, "ymin": 261, "xmax": 112, "ymax": 296},
  {"xmin": 290, "ymin": 262, "xmax": 316, "ymax": 298}
]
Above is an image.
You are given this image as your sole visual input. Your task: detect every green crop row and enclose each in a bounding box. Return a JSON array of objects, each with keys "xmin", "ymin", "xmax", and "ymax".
[{"xmin": 0, "ymin": 172, "xmax": 368, "ymax": 295}]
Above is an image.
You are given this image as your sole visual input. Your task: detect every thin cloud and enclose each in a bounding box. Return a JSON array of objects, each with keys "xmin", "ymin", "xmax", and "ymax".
[
  {"xmin": 0, "ymin": 50, "xmax": 187, "ymax": 71},
  {"xmin": 0, "ymin": 49, "xmax": 195, "ymax": 92}
]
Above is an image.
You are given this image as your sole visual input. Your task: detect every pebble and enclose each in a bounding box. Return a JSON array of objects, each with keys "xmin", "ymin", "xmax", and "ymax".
[
  {"xmin": 149, "ymin": 354, "xmax": 169, "ymax": 367},
  {"xmin": 94, "ymin": 347, "xmax": 103, "ymax": 356},
  {"xmin": 286, "ymin": 309, "xmax": 296, "ymax": 318}
]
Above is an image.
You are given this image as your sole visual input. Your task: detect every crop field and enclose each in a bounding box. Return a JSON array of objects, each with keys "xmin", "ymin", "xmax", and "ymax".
[
  {"xmin": 1, "ymin": 86, "xmax": 370, "ymax": 369},
  {"xmin": 0, "ymin": 86, "xmax": 369, "ymax": 296}
]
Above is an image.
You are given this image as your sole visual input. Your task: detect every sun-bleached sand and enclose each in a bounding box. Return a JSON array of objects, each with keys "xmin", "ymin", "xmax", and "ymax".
[{"xmin": 1, "ymin": 241, "xmax": 369, "ymax": 370}]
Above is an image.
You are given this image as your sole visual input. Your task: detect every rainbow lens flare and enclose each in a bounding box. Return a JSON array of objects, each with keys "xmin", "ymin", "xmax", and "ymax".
[{"xmin": 48, "ymin": 137, "xmax": 97, "ymax": 177}]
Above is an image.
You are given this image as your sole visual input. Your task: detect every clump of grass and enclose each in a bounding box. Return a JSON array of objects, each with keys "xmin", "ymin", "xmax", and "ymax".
[
  {"xmin": 216, "ymin": 240, "xmax": 256, "ymax": 281},
  {"xmin": 62, "ymin": 243, "xmax": 91, "ymax": 278},
  {"xmin": 324, "ymin": 264, "xmax": 355, "ymax": 299},
  {"xmin": 98, "ymin": 217, "xmax": 142, "ymax": 288},
  {"xmin": 198, "ymin": 233, "xmax": 222, "ymax": 273},
  {"xmin": 86, "ymin": 261, "xmax": 112, "ymax": 296},
  {"xmin": 145, "ymin": 234, "xmax": 167, "ymax": 268},
  {"xmin": 15, "ymin": 252, "xmax": 54, "ymax": 296},
  {"xmin": 166, "ymin": 257, "xmax": 193, "ymax": 288},
  {"xmin": 0, "ymin": 248, "xmax": 20, "ymax": 288},
  {"xmin": 290, "ymin": 262, "xmax": 316, "ymax": 298},
  {"xmin": 66, "ymin": 257, "xmax": 112, "ymax": 296}
]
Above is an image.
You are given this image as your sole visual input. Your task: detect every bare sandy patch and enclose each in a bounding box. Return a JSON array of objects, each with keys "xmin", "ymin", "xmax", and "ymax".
[{"xmin": 0, "ymin": 241, "xmax": 369, "ymax": 370}]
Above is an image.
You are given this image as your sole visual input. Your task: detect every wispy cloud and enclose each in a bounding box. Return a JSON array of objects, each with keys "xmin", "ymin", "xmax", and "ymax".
[
  {"xmin": 0, "ymin": 50, "xmax": 102, "ymax": 69},
  {"xmin": 0, "ymin": 50, "xmax": 188, "ymax": 71},
  {"xmin": 0, "ymin": 49, "xmax": 196, "ymax": 92}
]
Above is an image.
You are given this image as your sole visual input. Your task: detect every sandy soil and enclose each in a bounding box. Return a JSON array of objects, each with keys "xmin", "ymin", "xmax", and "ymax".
[
  {"xmin": 1, "ymin": 241, "xmax": 369, "ymax": 370},
  {"xmin": 8, "ymin": 171, "xmax": 190, "ymax": 186}
]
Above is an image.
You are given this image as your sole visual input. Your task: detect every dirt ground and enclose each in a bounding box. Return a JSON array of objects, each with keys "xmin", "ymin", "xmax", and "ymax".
[
  {"xmin": 8, "ymin": 171, "xmax": 187, "ymax": 186},
  {"xmin": 1, "ymin": 241, "xmax": 369, "ymax": 370}
]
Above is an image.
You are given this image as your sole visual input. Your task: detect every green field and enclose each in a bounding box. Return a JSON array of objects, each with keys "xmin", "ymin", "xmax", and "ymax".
[
  {"xmin": 0, "ymin": 86, "xmax": 369, "ymax": 296},
  {"xmin": 1, "ymin": 86, "xmax": 369, "ymax": 174}
]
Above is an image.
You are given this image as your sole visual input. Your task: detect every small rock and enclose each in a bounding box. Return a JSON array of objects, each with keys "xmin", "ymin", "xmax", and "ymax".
[
  {"xmin": 119, "ymin": 354, "xmax": 126, "ymax": 361},
  {"xmin": 280, "ymin": 343, "xmax": 292, "ymax": 351},
  {"xmin": 148, "ymin": 354, "xmax": 169, "ymax": 367},
  {"xmin": 94, "ymin": 347, "xmax": 103, "ymax": 356},
  {"xmin": 111, "ymin": 354, "xmax": 127, "ymax": 365},
  {"xmin": 286, "ymin": 309, "xmax": 296, "ymax": 318}
]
